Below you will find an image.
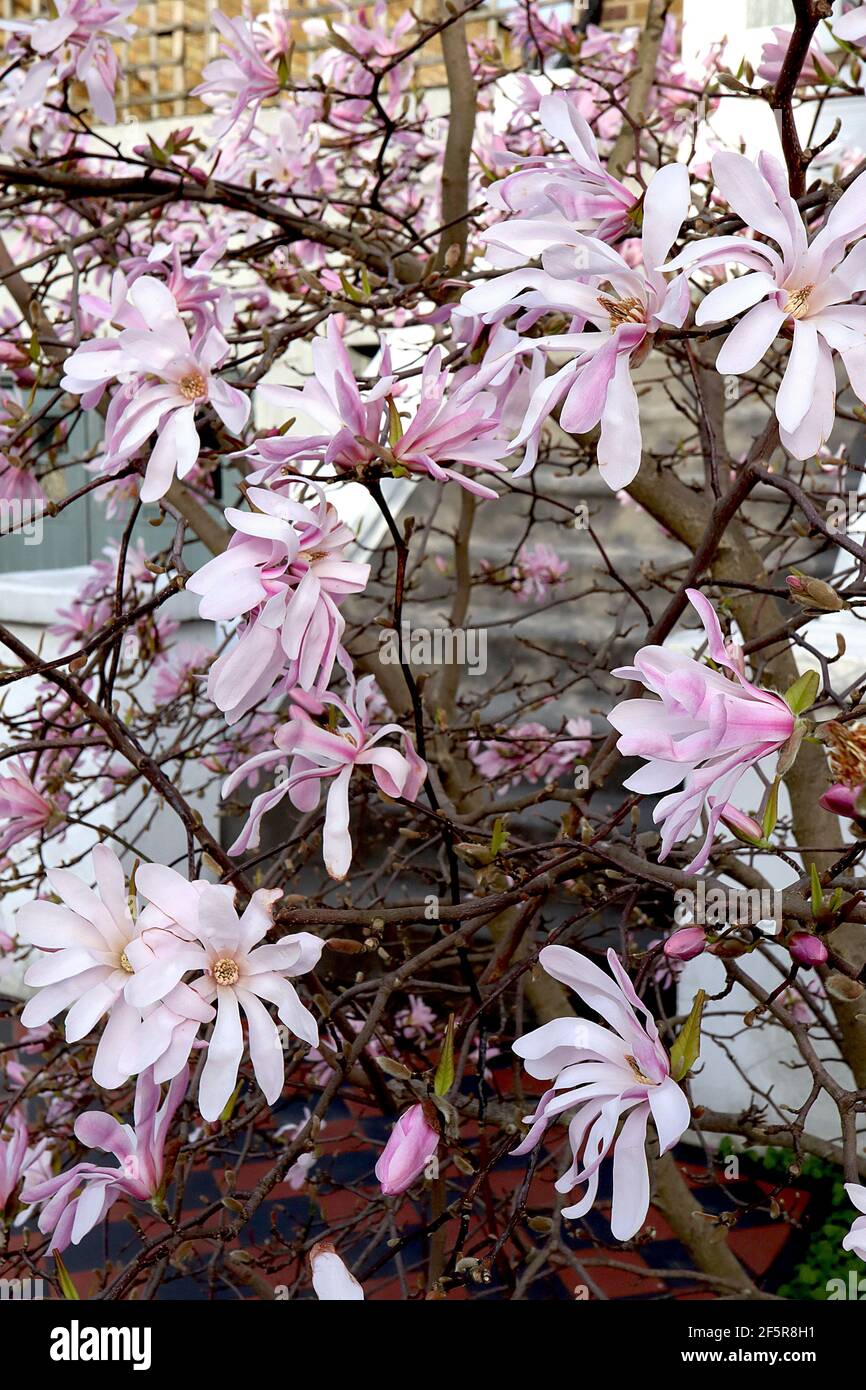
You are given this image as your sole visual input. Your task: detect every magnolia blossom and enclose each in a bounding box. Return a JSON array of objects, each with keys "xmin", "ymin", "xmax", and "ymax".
[
  {"xmin": 666, "ymin": 151, "xmax": 866, "ymax": 458},
  {"xmin": 187, "ymin": 482, "xmax": 369, "ymax": 722},
  {"xmin": 608, "ymin": 589, "xmax": 795, "ymax": 873},
  {"xmin": 17, "ymin": 845, "xmax": 175, "ymax": 1089},
  {"xmin": 836, "ymin": 6, "xmax": 866, "ymax": 44},
  {"xmin": 757, "ymin": 27, "xmax": 834, "ymax": 84},
  {"xmin": 310, "ymin": 1240, "xmax": 365, "ymax": 1300},
  {"xmin": 61, "ymin": 276, "xmax": 249, "ymax": 502},
  {"xmin": 193, "ymin": 10, "xmax": 283, "ymax": 141},
  {"xmin": 0, "ymin": 759, "xmax": 58, "ymax": 859},
  {"xmin": 4, "ymin": 0, "xmax": 137, "ymax": 124},
  {"xmin": 375, "ymin": 1104, "xmax": 439, "ymax": 1196},
  {"xmin": 512, "ymin": 542, "xmax": 569, "ymax": 601},
  {"xmin": 122, "ymin": 867, "xmax": 324, "ymax": 1121},
  {"xmin": 485, "ymin": 93, "xmax": 637, "ymax": 243},
  {"xmin": 222, "ymin": 675, "xmax": 427, "ymax": 879},
  {"xmin": 23, "ymin": 1067, "xmax": 187, "ymax": 1253},
  {"xmin": 843, "ymin": 1183, "xmax": 866, "ymax": 1261},
  {"xmin": 0, "ymin": 1111, "xmax": 40, "ymax": 1218},
  {"xmin": 462, "ymin": 162, "xmax": 691, "ymax": 486},
  {"xmin": 249, "ymin": 317, "xmax": 509, "ymax": 500},
  {"xmin": 513, "ymin": 946, "xmax": 690, "ymax": 1241},
  {"xmin": 469, "ymin": 718, "xmax": 591, "ymax": 790}
]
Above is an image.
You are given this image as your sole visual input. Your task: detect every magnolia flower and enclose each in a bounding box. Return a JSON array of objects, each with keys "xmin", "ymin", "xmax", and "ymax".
[
  {"xmin": 0, "ymin": 1111, "xmax": 36, "ymax": 1219},
  {"xmin": 485, "ymin": 93, "xmax": 637, "ymax": 244},
  {"xmin": 61, "ymin": 276, "xmax": 249, "ymax": 502},
  {"xmin": 512, "ymin": 542, "xmax": 569, "ymax": 602},
  {"xmin": 608, "ymin": 589, "xmax": 795, "ymax": 873},
  {"xmin": 788, "ymin": 933, "xmax": 828, "ymax": 967},
  {"xmin": 17, "ymin": 845, "xmax": 174, "ymax": 1089},
  {"xmin": 843, "ymin": 1183, "xmax": 866, "ymax": 1261},
  {"xmin": 4, "ymin": 0, "xmax": 137, "ymax": 124},
  {"xmin": 468, "ymin": 718, "xmax": 591, "ymax": 790},
  {"xmin": 193, "ymin": 11, "xmax": 283, "ymax": 141},
  {"xmin": 512, "ymin": 945, "xmax": 690, "ymax": 1241},
  {"xmin": 663, "ymin": 927, "xmax": 706, "ymax": 962},
  {"xmin": 310, "ymin": 1240, "xmax": 365, "ymax": 1300},
  {"xmin": 461, "ymin": 162, "xmax": 691, "ymax": 486},
  {"xmin": 248, "ymin": 317, "xmax": 509, "ymax": 500},
  {"xmin": 375, "ymin": 1104, "xmax": 439, "ymax": 1196},
  {"xmin": 187, "ymin": 482, "xmax": 369, "ymax": 723},
  {"xmin": 666, "ymin": 151, "xmax": 866, "ymax": 459},
  {"xmin": 821, "ymin": 782, "xmax": 866, "ymax": 826},
  {"xmin": 122, "ymin": 867, "xmax": 324, "ymax": 1121},
  {"xmin": 836, "ymin": 6, "xmax": 866, "ymax": 44},
  {"xmin": 757, "ymin": 27, "xmax": 835, "ymax": 84},
  {"xmin": 23, "ymin": 1067, "xmax": 187, "ymax": 1253},
  {"xmin": 0, "ymin": 759, "xmax": 58, "ymax": 859},
  {"xmin": 222, "ymin": 675, "xmax": 427, "ymax": 879}
]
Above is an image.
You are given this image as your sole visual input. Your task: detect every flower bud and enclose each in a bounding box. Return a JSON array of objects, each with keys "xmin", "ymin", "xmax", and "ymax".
[
  {"xmin": 718, "ymin": 804, "xmax": 765, "ymax": 845},
  {"xmin": 374, "ymin": 1104, "xmax": 439, "ymax": 1196},
  {"xmin": 786, "ymin": 574, "xmax": 846, "ymax": 612},
  {"xmin": 663, "ymin": 927, "xmax": 706, "ymax": 961},
  {"xmin": 788, "ymin": 932, "xmax": 828, "ymax": 967},
  {"xmin": 820, "ymin": 782, "xmax": 866, "ymax": 824}
]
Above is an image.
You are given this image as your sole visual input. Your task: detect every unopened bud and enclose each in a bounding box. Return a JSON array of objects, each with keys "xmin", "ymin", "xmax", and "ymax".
[
  {"xmin": 664, "ymin": 927, "xmax": 707, "ymax": 961},
  {"xmin": 786, "ymin": 574, "xmax": 846, "ymax": 612},
  {"xmin": 718, "ymin": 804, "xmax": 765, "ymax": 846},
  {"xmin": 788, "ymin": 932, "xmax": 828, "ymax": 967}
]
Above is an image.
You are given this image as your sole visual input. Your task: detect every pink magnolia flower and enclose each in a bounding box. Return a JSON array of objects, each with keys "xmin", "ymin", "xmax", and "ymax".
[
  {"xmin": 151, "ymin": 641, "xmax": 211, "ymax": 707},
  {"xmin": 485, "ymin": 93, "xmax": 638, "ymax": 243},
  {"xmin": 512, "ymin": 542, "xmax": 569, "ymax": 602},
  {"xmin": 757, "ymin": 27, "xmax": 835, "ymax": 84},
  {"xmin": 396, "ymin": 994, "xmax": 436, "ymax": 1040},
  {"xmin": 193, "ymin": 10, "xmax": 283, "ymax": 142},
  {"xmin": 61, "ymin": 276, "xmax": 249, "ymax": 502},
  {"xmin": 788, "ymin": 933, "xmax": 828, "ymax": 967},
  {"xmin": 461, "ymin": 162, "xmax": 691, "ymax": 486},
  {"xmin": 5, "ymin": 0, "xmax": 137, "ymax": 124},
  {"xmin": 608, "ymin": 589, "xmax": 795, "ymax": 873},
  {"xmin": 222, "ymin": 675, "xmax": 427, "ymax": 879},
  {"xmin": 836, "ymin": 5, "xmax": 866, "ymax": 44},
  {"xmin": 666, "ymin": 151, "xmax": 866, "ymax": 459},
  {"xmin": 821, "ymin": 781, "xmax": 866, "ymax": 826},
  {"xmin": 0, "ymin": 759, "xmax": 58, "ymax": 859},
  {"xmin": 512, "ymin": 945, "xmax": 690, "ymax": 1241},
  {"xmin": 508, "ymin": 4, "xmax": 576, "ymax": 58},
  {"xmin": 23, "ymin": 1066, "xmax": 187, "ymax": 1253},
  {"xmin": 121, "ymin": 867, "xmax": 324, "ymax": 1121},
  {"xmin": 310, "ymin": 1239, "xmax": 365, "ymax": 1300},
  {"xmin": 17, "ymin": 845, "xmax": 176, "ymax": 1089},
  {"xmin": 469, "ymin": 718, "xmax": 591, "ymax": 790},
  {"xmin": 0, "ymin": 453, "xmax": 47, "ymax": 505},
  {"xmin": 187, "ymin": 482, "xmax": 369, "ymax": 723},
  {"xmin": 0, "ymin": 1111, "xmax": 39, "ymax": 1219},
  {"xmin": 843, "ymin": 1183, "xmax": 866, "ymax": 1261},
  {"xmin": 663, "ymin": 927, "xmax": 706, "ymax": 962},
  {"xmin": 249, "ymin": 317, "xmax": 509, "ymax": 500},
  {"xmin": 374, "ymin": 1103, "xmax": 439, "ymax": 1196}
]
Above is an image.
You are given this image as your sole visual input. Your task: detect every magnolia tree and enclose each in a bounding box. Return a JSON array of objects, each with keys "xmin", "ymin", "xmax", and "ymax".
[{"xmin": 2, "ymin": 0, "xmax": 866, "ymax": 1304}]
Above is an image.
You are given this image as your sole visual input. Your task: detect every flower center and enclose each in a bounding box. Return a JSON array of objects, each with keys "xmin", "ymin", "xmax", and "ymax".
[
  {"xmin": 598, "ymin": 294, "xmax": 645, "ymax": 330},
  {"xmin": 178, "ymin": 371, "xmax": 207, "ymax": 401},
  {"xmin": 119, "ymin": 950, "xmax": 134, "ymax": 974},
  {"xmin": 301, "ymin": 550, "xmax": 327, "ymax": 563},
  {"xmin": 785, "ymin": 285, "xmax": 813, "ymax": 320},
  {"xmin": 213, "ymin": 957, "xmax": 240, "ymax": 986},
  {"xmin": 625, "ymin": 1054, "xmax": 653, "ymax": 1085}
]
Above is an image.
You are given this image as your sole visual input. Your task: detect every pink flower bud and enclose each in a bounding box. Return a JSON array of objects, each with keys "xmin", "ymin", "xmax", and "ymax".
[
  {"xmin": 664, "ymin": 927, "xmax": 707, "ymax": 962},
  {"xmin": 374, "ymin": 1104, "xmax": 439, "ymax": 1196},
  {"xmin": 788, "ymin": 933, "xmax": 828, "ymax": 967},
  {"xmin": 718, "ymin": 804, "xmax": 765, "ymax": 845},
  {"xmin": 820, "ymin": 782, "xmax": 866, "ymax": 822}
]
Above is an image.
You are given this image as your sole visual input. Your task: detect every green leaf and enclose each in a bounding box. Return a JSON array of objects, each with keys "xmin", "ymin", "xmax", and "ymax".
[
  {"xmin": 810, "ymin": 862, "xmax": 824, "ymax": 916},
  {"xmin": 669, "ymin": 989, "xmax": 706, "ymax": 1083},
  {"xmin": 54, "ymin": 1251, "xmax": 80, "ymax": 1300},
  {"xmin": 387, "ymin": 397, "xmax": 404, "ymax": 446},
  {"xmin": 762, "ymin": 779, "xmax": 780, "ymax": 840},
  {"xmin": 489, "ymin": 817, "xmax": 509, "ymax": 856},
  {"xmin": 783, "ymin": 669, "xmax": 819, "ymax": 715},
  {"xmin": 433, "ymin": 1014, "xmax": 455, "ymax": 1097}
]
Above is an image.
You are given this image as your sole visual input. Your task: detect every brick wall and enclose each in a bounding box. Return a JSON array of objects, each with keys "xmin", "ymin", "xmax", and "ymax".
[{"xmin": 601, "ymin": 0, "xmax": 683, "ymax": 28}]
